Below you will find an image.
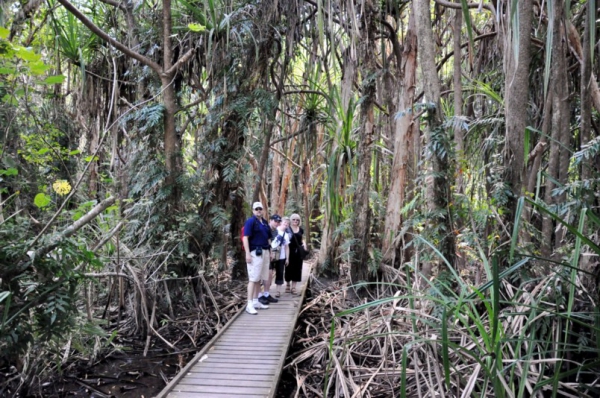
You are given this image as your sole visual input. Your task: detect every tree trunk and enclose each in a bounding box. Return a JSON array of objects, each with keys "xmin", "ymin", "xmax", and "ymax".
[
  {"xmin": 527, "ymin": 92, "xmax": 552, "ymax": 197},
  {"xmin": 382, "ymin": 12, "xmax": 417, "ymax": 265},
  {"xmin": 270, "ymin": 120, "xmax": 283, "ymax": 213},
  {"xmin": 454, "ymin": 7, "xmax": 464, "ymax": 195},
  {"xmin": 277, "ymin": 137, "xmax": 297, "ymax": 215},
  {"xmin": 566, "ymin": 20, "xmax": 600, "ymax": 115},
  {"xmin": 414, "ymin": 0, "xmax": 456, "ymax": 271},
  {"xmin": 161, "ymin": 0, "xmax": 183, "ymax": 206},
  {"xmin": 503, "ymin": 0, "xmax": 532, "ymax": 232},
  {"xmin": 453, "ymin": 7, "xmax": 466, "ymax": 269},
  {"xmin": 543, "ymin": 0, "xmax": 569, "ymax": 256},
  {"xmin": 56, "ymin": 0, "xmax": 189, "ymax": 209},
  {"xmin": 554, "ymin": 0, "xmax": 570, "ymax": 248},
  {"xmin": 349, "ymin": 0, "xmax": 377, "ymax": 284},
  {"xmin": 252, "ymin": 7, "xmax": 297, "ymax": 204},
  {"xmin": 162, "ymin": 77, "xmax": 181, "ymax": 206},
  {"xmin": 524, "ymin": 90, "xmax": 551, "ymax": 246},
  {"xmin": 301, "ymin": 153, "xmax": 312, "ymax": 250},
  {"xmin": 580, "ymin": 0, "xmax": 593, "ymax": 207},
  {"xmin": 317, "ymin": 47, "xmax": 356, "ymax": 277}
]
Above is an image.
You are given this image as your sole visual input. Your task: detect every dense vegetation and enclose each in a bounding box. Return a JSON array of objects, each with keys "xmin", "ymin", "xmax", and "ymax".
[{"xmin": 1, "ymin": 0, "xmax": 599, "ymax": 396}]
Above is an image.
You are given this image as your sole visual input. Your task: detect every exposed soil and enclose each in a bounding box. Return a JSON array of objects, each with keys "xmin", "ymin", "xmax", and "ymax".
[
  {"xmin": 41, "ymin": 346, "xmax": 192, "ymax": 398},
  {"xmin": 3, "ymin": 277, "xmax": 246, "ymax": 398},
  {"xmin": 20, "ymin": 326, "xmax": 222, "ymax": 398},
  {"xmin": 4, "ymin": 263, "xmax": 329, "ymax": 398}
]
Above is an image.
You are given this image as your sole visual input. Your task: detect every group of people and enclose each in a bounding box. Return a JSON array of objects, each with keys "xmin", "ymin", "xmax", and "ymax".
[{"xmin": 242, "ymin": 202, "xmax": 307, "ymax": 315}]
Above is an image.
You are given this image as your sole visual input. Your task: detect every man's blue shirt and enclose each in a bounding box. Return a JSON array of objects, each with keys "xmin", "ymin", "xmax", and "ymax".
[{"xmin": 244, "ymin": 216, "xmax": 271, "ymax": 249}]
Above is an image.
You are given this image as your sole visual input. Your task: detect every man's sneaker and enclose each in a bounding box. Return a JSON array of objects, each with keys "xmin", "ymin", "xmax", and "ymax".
[
  {"xmin": 258, "ymin": 296, "xmax": 270, "ymax": 305},
  {"xmin": 245, "ymin": 304, "xmax": 257, "ymax": 315},
  {"xmin": 266, "ymin": 295, "xmax": 279, "ymax": 303},
  {"xmin": 255, "ymin": 301, "xmax": 269, "ymax": 310}
]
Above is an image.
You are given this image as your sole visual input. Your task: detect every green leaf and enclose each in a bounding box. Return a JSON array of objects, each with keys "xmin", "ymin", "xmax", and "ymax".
[
  {"xmin": 0, "ymin": 291, "xmax": 10, "ymax": 303},
  {"xmin": 0, "ymin": 168, "xmax": 18, "ymax": 176},
  {"xmin": 188, "ymin": 23, "xmax": 206, "ymax": 32},
  {"xmin": 43, "ymin": 75, "xmax": 66, "ymax": 84},
  {"xmin": 2, "ymin": 94, "xmax": 18, "ymax": 105},
  {"xmin": 0, "ymin": 67, "xmax": 16, "ymax": 75},
  {"xmin": 68, "ymin": 149, "xmax": 81, "ymax": 155},
  {"xmin": 105, "ymin": 205, "xmax": 119, "ymax": 213},
  {"xmin": 29, "ymin": 62, "xmax": 50, "ymax": 75},
  {"xmin": 34, "ymin": 193, "xmax": 52, "ymax": 208},
  {"xmin": 0, "ymin": 26, "xmax": 9, "ymax": 39},
  {"xmin": 16, "ymin": 47, "xmax": 41, "ymax": 62},
  {"xmin": 524, "ymin": 127, "xmax": 531, "ymax": 172},
  {"xmin": 37, "ymin": 148, "xmax": 50, "ymax": 155},
  {"xmin": 85, "ymin": 155, "xmax": 99, "ymax": 162},
  {"xmin": 526, "ymin": 197, "xmax": 600, "ymax": 255},
  {"xmin": 460, "ymin": 0, "xmax": 474, "ymax": 49},
  {"xmin": 2, "ymin": 156, "xmax": 17, "ymax": 168},
  {"xmin": 509, "ymin": 196, "xmax": 524, "ymax": 263}
]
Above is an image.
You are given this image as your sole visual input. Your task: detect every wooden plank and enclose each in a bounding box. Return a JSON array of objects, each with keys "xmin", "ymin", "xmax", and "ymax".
[
  {"xmin": 229, "ymin": 321, "xmax": 293, "ymax": 325},
  {"xmin": 265, "ymin": 267, "xmax": 311, "ymax": 398},
  {"xmin": 168, "ymin": 393, "xmax": 266, "ymax": 398},
  {"xmin": 226, "ymin": 322, "xmax": 292, "ymax": 325},
  {"xmin": 191, "ymin": 361, "xmax": 278, "ymax": 370},
  {"xmin": 209, "ymin": 345, "xmax": 284, "ymax": 352},
  {"xmin": 213, "ymin": 340, "xmax": 285, "ymax": 346},
  {"xmin": 209, "ymin": 346, "xmax": 285, "ymax": 353},
  {"xmin": 157, "ymin": 263, "xmax": 311, "ymax": 398},
  {"xmin": 190, "ymin": 357, "xmax": 278, "ymax": 365},
  {"xmin": 171, "ymin": 385, "xmax": 271, "ymax": 394},
  {"xmin": 213, "ymin": 345, "xmax": 284, "ymax": 351},
  {"xmin": 220, "ymin": 327, "xmax": 290, "ymax": 332},
  {"xmin": 154, "ymin": 302, "xmax": 247, "ymax": 398},
  {"xmin": 224, "ymin": 329, "xmax": 290, "ymax": 333},
  {"xmin": 219, "ymin": 331, "xmax": 290, "ymax": 337},
  {"xmin": 193, "ymin": 357, "xmax": 276, "ymax": 363},
  {"xmin": 223, "ymin": 327, "xmax": 290, "ymax": 331},
  {"xmin": 200, "ymin": 352, "xmax": 280, "ymax": 358},
  {"xmin": 182, "ymin": 372, "xmax": 272, "ymax": 382},
  {"xmin": 178, "ymin": 377, "xmax": 272, "ymax": 388},
  {"xmin": 184, "ymin": 367, "xmax": 276, "ymax": 376},
  {"xmin": 209, "ymin": 348, "xmax": 279, "ymax": 359},
  {"xmin": 216, "ymin": 337, "xmax": 288, "ymax": 343}
]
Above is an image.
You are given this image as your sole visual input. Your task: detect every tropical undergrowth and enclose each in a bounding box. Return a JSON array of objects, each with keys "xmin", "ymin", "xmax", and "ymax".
[
  {"xmin": 288, "ymin": 112, "xmax": 600, "ymax": 396},
  {"xmin": 0, "ymin": 35, "xmax": 240, "ymax": 397},
  {"xmin": 287, "ymin": 201, "xmax": 600, "ymax": 397}
]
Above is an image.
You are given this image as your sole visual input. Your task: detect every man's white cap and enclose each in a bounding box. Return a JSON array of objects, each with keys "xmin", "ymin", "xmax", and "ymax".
[{"xmin": 252, "ymin": 202, "xmax": 264, "ymax": 210}]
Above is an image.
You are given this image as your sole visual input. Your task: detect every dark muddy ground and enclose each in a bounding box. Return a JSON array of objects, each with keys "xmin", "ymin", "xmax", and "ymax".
[
  {"xmin": 4, "ymin": 271, "xmax": 326, "ymax": 398},
  {"xmin": 37, "ymin": 336, "xmax": 209, "ymax": 398},
  {"xmin": 35, "ymin": 326, "xmax": 302, "ymax": 398},
  {"xmin": 20, "ymin": 300, "xmax": 309, "ymax": 397}
]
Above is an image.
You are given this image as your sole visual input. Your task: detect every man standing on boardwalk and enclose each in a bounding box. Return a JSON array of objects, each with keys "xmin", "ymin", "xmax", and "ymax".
[{"xmin": 242, "ymin": 202, "xmax": 271, "ymax": 315}]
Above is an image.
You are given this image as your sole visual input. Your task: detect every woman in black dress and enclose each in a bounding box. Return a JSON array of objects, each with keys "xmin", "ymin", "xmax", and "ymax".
[{"xmin": 285, "ymin": 213, "xmax": 306, "ymax": 294}]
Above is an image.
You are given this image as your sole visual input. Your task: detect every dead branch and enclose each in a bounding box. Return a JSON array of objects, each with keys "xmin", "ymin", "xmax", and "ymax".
[
  {"xmin": 33, "ymin": 196, "xmax": 116, "ymax": 260},
  {"xmin": 55, "ymin": 0, "xmax": 162, "ymax": 74}
]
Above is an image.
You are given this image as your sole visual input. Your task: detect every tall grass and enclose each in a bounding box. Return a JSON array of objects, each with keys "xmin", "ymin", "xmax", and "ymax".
[{"xmin": 321, "ymin": 200, "xmax": 600, "ymax": 397}]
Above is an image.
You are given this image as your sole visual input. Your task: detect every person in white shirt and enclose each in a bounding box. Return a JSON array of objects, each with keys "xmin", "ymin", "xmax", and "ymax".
[{"xmin": 270, "ymin": 216, "xmax": 291, "ymax": 298}]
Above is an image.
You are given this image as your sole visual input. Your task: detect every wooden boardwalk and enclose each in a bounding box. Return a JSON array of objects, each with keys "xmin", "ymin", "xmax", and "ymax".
[{"xmin": 156, "ymin": 262, "xmax": 310, "ymax": 398}]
